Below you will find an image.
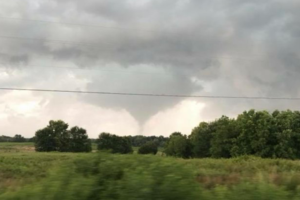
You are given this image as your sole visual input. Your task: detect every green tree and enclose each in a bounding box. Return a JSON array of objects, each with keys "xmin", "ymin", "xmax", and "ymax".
[
  {"xmin": 129, "ymin": 135, "xmax": 168, "ymax": 147},
  {"xmin": 189, "ymin": 122, "xmax": 212, "ymax": 158},
  {"xmin": 69, "ymin": 126, "xmax": 92, "ymax": 152},
  {"xmin": 50, "ymin": 120, "xmax": 70, "ymax": 152},
  {"xmin": 231, "ymin": 110, "xmax": 275, "ymax": 157},
  {"xmin": 35, "ymin": 126, "xmax": 59, "ymax": 152},
  {"xmin": 97, "ymin": 133, "xmax": 133, "ymax": 154},
  {"xmin": 28, "ymin": 136, "xmax": 36, "ymax": 143},
  {"xmin": 138, "ymin": 141, "xmax": 158, "ymax": 155},
  {"xmin": 272, "ymin": 110, "xmax": 300, "ymax": 159},
  {"xmin": 12, "ymin": 134, "xmax": 26, "ymax": 142},
  {"xmin": 0, "ymin": 135, "xmax": 11, "ymax": 142},
  {"xmin": 186, "ymin": 109, "xmax": 300, "ymax": 159},
  {"xmin": 209, "ymin": 116, "xmax": 238, "ymax": 158},
  {"xmin": 165, "ymin": 132, "xmax": 191, "ymax": 158},
  {"xmin": 35, "ymin": 120, "xmax": 91, "ymax": 153}
]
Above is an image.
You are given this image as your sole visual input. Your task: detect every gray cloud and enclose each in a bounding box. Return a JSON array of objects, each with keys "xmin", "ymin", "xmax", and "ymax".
[{"xmin": 1, "ymin": 0, "xmax": 300, "ymax": 126}]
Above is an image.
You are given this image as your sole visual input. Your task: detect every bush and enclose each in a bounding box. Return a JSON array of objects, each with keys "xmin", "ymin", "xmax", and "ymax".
[
  {"xmin": 138, "ymin": 141, "xmax": 158, "ymax": 155},
  {"xmin": 97, "ymin": 133, "xmax": 133, "ymax": 154},
  {"xmin": 164, "ymin": 132, "xmax": 191, "ymax": 158}
]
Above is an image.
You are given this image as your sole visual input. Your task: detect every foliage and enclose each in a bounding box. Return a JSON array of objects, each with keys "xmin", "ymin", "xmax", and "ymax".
[
  {"xmin": 210, "ymin": 116, "xmax": 239, "ymax": 158},
  {"xmin": 12, "ymin": 134, "xmax": 26, "ymax": 142},
  {"xmin": 0, "ymin": 134, "xmax": 27, "ymax": 142},
  {"xmin": 164, "ymin": 132, "xmax": 191, "ymax": 158},
  {"xmin": 28, "ymin": 136, "xmax": 36, "ymax": 143},
  {"xmin": 35, "ymin": 120, "xmax": 92, "ymax": 152},
  {"xmin": 138, "ymin": 141, "xmax": 158, "ymax": 155},
  {"xmin": 69, "ymin": 126, "xmax": 92, "ymax": 152},
  {"xmin": 129, "ymin": 135, "xmax": 168, "ymax": 147},
  {"xmin": 232, "ymin": 110, "xmax": 275, "ymax": 157},
  {"xmin": 189, "ymin": 109, "xmax": 300, "ymax": 159},
  {"xmin": 0, "ymin": 135, "xmax": 11, "ymax": 142},
  {"xmin": 97, "ymin": 133, "xmax": 133, "ymax": 154},
  {"xmin": 189, "ymin": 122, "xmax": 213, "ymax": 158}
]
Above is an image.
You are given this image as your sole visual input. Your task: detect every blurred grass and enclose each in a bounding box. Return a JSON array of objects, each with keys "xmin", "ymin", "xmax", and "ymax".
[
  {"xmin": 2, "ymin": 153, "xmax": 300, "ymax": 199},
  {"xmin": 2, "ymin": 143, "xmax": 300, "ymax": 199},
  {"xmin": 91, "ymin": 142, "xmax": 97, "ymax": 151},
  {"xmin": 0, "ymin": 152, "xmax": 87, "ymax": 194}
]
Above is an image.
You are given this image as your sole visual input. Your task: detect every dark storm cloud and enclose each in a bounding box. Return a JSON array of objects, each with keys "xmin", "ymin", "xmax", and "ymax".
[{"xmin": 1, "ymin": 0, "xmax": 300, "ymax": 123}]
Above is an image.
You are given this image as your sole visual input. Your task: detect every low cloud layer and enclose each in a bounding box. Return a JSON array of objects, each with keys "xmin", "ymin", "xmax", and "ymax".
[{"xmin": 0, "ymin": 0, "xmax": 300, "ymax": 137}]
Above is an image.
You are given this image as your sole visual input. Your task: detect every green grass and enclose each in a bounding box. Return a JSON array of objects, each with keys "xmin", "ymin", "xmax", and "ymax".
[
  {"xmin": 0, "ymin": 152, "xmax": 88, "ymax": 194},
  {"xmin": 0, "ymin": 142, "xmax": 34, "ymax": 146},
  {"xmin": 91, "ymin": 142, "xmax": 97, "ymax": 151},
  {"xmin": 2, "ymin": 143, "xmax": 300, "ymax": 199},
  {"xmin": 0, "ymin": 142, "xmax": 35, "ymax": 153}
]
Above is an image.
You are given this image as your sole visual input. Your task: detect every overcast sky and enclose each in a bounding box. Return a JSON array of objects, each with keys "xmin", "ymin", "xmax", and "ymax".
[{"xmin": 0, "ymin": 0, "xmax": 300, "ymax": 138}]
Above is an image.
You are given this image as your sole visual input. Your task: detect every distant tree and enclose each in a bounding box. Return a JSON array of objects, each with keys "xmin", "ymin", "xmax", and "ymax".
[
  {"xmin": 28, "ymin": 136, "xmax": 36, "ymax": 143},
  {"xmin": 165, "ymin": 132, "xmax": 191, "ymax": 158},
  {"xmin": 51, "ymin": 120, "xmax": 70, "ymax": 152},
  {"xmin": 116, "ymin": 136, "xmax": 133, "ymax": 154},
  {"xmin": 209, "ymin": 116, "xmax": 238, "ymax": 158},
  {"xmin": 138, "ymin": 141, "xmax": 158, "ymax": 155},
  {"xmin": 69, "ymin": 126, "xmax": 92, "ymax": 152},
  {"xmin": 0, "ymin": 135, "xmax": 12, "ymax": 142},
  {"xmin": 97, "ymin": 133, "xmax": 114, "ymax": 150},
  {"xmin": 129, "ymin": 135, "xmax": 168, "ymax": 147},
  {"xmin": 271, "ymin": 110, "xmax": 300, "ymax": 159},
  {"xmin": 129, "ymin": 135, "xmax": 145, "ymax": 147},
  {"xmin": 231, "ymin": 110, "xmax": 275, "ymax": 158},
  {"xmin": 35, "ymin": 126, "xmax": 59, "ymax": 152},
  {"xmin": 151, "ymin": 109, "xmax": 300, "ymax": 160},
  {"xmin": 189, "ymin": 122, "xmax": 212, "ymax": 158},
  {"xmin": 35, "ymin": 120, "xmax": 91, "ymax": 152},
  {"xmin": 97, "ymin": 133, "xmax": 133, "ymax": 154},
  {"xmin": 12, "ymin": 134, "xmax": 26, "ymax": 142}
]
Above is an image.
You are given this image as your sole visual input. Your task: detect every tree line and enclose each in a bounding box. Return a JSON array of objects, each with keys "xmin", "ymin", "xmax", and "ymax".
[
  {"xmin": 33, "ymin": 120, "xmax": 166, "ymax": 154},
  {"xmin": 128, "ymin": 135, "xmax": 168, "ymax": 148},
  {"xmin": 0, "ymin": 134, "xmax": 33, "ymax": 142},
  {"xmin": 7, "ymin": 109, "xmax": 300, "ymax": 159},
  {"xmin": 96, "ymin": 133, "xmax": 161, "ymax": 155},
  {"xmin": 165, "ymin": 109, "xmax": 300, "ymax": 159}
]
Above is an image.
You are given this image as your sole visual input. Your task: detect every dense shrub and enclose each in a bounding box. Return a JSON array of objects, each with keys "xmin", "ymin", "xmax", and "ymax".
[
  {"xmin": 164, "ymin": 132, "xmax": 191, "ymax": 158},
  {"xmin": 129, "ymin": 135, "xmax": 168, "ymax": 147},
  {"xmin": 97, "ymin": 133, "xmax": 133, "ymax": 154},
  {"xmin": 138, "ymin": 141, "xmax": 158, "ymax": 155}
]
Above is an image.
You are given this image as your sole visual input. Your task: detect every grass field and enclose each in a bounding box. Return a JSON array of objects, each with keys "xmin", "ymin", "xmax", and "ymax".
[
  {"xmin": 2, "ymin": 143, "xmax": 300, "ymax": 199},
  {"xmin": 0, "ymin": 142, "xmax": 35, "ymax": 153}
]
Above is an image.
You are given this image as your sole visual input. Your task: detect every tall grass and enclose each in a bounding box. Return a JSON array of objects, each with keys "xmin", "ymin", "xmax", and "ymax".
[
  {"xmin": 2, "ymin": 153, "xmax": 300, "ymax": 199},
  {"xmin": 0, "ymin": 153, "xmax": 85, "ymax": 194},
  {"xmin": 1, "ymin": 153, "xmax": 200, "ymax": 200}
]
